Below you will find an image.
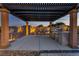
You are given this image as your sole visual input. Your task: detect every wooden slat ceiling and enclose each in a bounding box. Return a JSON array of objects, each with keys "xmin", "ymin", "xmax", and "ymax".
[{"xmin": 2, "ymin": 3, "xmax": 77, "ymax": 21}]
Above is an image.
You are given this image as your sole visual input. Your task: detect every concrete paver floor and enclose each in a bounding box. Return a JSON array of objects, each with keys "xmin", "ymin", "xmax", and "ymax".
[
  {"xmin": 6, "ymin": 35, "xmax": 71, "ymax": 50},
  {"xmin": 0, "ymin": 35, "xmax": 79, "ymax": 56}
]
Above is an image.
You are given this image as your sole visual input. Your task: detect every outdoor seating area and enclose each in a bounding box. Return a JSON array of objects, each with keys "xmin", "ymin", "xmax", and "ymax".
[{"xmin": 0, "ymin": 3, "xmax": 79, "ymax": 56}]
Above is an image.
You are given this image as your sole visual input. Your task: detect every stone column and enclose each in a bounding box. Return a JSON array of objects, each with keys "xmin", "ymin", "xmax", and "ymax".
[
  {"xmin": 69, "ymin": 8, "xmax": 77, "ymax": 48},
  {"xmin": 49, "ymin": 21, "xmax": 52, "ymax": 37},
  {"xmin": 26, "ymin": 21, "xmax": 29, "ymax": 35},
  {"xmin": 0, "ymin": 8, "xmax": 9, "ymax": 48}
]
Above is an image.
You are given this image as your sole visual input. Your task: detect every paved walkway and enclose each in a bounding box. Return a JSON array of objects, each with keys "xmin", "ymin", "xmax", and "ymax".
[
  {"xmin": 4, "ymin": 35, "xmax": 72, "ymax": 50},
  {"xmin": 1, "ymin": 35, "xmax": 79, "ymax": 56}
]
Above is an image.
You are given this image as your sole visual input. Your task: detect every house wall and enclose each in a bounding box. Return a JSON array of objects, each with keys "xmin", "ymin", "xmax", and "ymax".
[{"xmin": 9, "ymin": 26, "xmax": 26, "ymax": 42}]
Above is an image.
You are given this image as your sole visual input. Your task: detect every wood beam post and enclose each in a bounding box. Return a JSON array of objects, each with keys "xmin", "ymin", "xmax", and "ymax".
[
  {"xmin": 69, "ymin": 8, "xmax": 77, "ymax": 48},
  {"xmin": 26, "ymin": 21, "xmax": 29, "ymax": 35},
  {"xmin": 0, "ymin": 8, "xmax": 9, "ymax": 48},
  {"xmin": 49, "ymin": 21, "xmax": 52, "ymax": 37}
]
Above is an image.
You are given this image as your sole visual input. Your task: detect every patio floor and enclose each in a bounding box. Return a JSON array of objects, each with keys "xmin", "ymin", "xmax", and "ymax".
[
  {"xmin": 3, "ymin": 35, "xmax": 72, "ymax": 50},
  {"xmin": 1, "ymin": 35, "xmax": 79, "ymax": 56}
]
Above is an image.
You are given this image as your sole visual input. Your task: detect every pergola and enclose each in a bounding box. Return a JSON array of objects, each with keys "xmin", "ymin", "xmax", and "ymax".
[{"xmin": 0, "ymin": 3, "xmax": 78, "ymax": 48}]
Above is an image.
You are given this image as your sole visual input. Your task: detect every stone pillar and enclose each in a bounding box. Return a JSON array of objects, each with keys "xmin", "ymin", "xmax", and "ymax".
[
  {"xmin": 0, "ymin": 8, "xmax": 9, "ymax": 48},
  {"xmin": 49, "ymin": 21, "xmax": 52, "ymax": 37},
  {"xmin": 26, "ymin": 21, "xmax": 29, "ymax": 35},
  {"xmin": 69, "ymin": 8, "xmax": 77, "ymax": 48}
]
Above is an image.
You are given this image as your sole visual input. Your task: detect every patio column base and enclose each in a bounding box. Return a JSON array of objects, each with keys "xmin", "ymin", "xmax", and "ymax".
[{"xmin": 0, "ymin": 45, "xmax": 9, "ymax": 49}]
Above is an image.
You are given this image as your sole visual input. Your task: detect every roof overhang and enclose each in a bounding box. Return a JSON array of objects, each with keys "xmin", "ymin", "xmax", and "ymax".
[{"xmin": 1, "ymin": 3, "xmax": 78, "ymax": 21}]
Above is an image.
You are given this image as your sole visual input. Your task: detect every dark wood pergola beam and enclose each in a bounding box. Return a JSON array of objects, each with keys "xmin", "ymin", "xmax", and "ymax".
[
  {"xmin": 1, "ymin": 3, "xmax": 77, "ymax": 21},
  {"xmin": 10, "ymin": 9, "xmax": 70, "ymax": 12},
  {"xmin": 13, "ymin": 11, "xmax": 64, "ymax": 14}
]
